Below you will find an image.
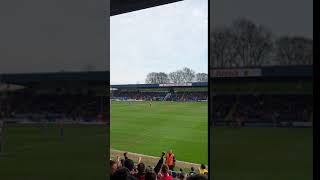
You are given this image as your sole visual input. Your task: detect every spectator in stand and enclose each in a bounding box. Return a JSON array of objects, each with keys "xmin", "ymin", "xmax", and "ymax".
[
  {"xmin": 145, "ymin": 168, "xmax": 157, "ymax": 180},
  {"xmin": 198, "ymin": 164, "xmax": 208, "ymax": 175},
  {"xmin": 171, "ymin": 171, "xmax": 177, "ymax": 179},
  {"xmin": 111, "ymin": 167, "xmax": 138, "ymax": 180},
  {"xmin": 135, "ymin": 162, "xmax": 146, "ymax": 180},
  {"xmin": 165, "ymin": 149, "xmax": 176, "ymax": 171},
  {"xmin": 178, "ymin": 172, "xmax": 186, "ymax": 180},
  {"xmin": 189, "ymin": 167, "xmax": 196, "ymax": 176},
  {"xmin": 111, "ymin": 150, "xmax": 209, "ymax": 180},
  {"xmin": 186, "ymin": 174, "xmax": 208, "ymax": 180},
  {"xmin": 155, "ymin": 152, "xmax": 166, "ymax": 174},
  {"xmin": 124, "ymin": 152, "xmax": 129, "ymax": 160},
  {"xmin": 121, "ymin": 152, "xmax": 129, "ymax": 167},
  {"xmin": 110, "ymin": 160, "xmax": 118, "ymax": 176},
  {"xmin": 124, "ymin": 158, "xmax": 136, "ymax": 175},
  {"xmin": 160, "ymin": 164, "xmax": 173, "ymax": 180}
]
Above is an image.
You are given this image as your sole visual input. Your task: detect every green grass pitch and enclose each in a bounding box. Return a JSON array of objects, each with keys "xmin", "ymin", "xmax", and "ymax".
[
  {"xmin": 211, "ymin": 127, "xmax": 313, "ymax": 180},
  {"xmin": 110, "ymin": 101, "xmax": 208, "ymax": 164},
  {"xmin": 0, "ymin": 104, "xmax": 312, "ymax": 180},
  {"xmin": 0, "ymin": 124, "xmax": 109, "ymax": 180}
]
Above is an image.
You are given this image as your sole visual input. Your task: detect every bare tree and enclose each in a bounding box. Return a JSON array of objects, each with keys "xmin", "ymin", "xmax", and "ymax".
[
  {"xmin": 210, "ymin": 27, "xmax": 238, "ymax": 68},
  {"xmin": 231, "ymin": 18, "xmax": 274, "ymax": 67},
  {"xmin": 169, "ymin": 71, "xmax": 183, "ymax": 83},
  {"xmin": 210, "ymin": 18, "xmax": 273, "ymax": 68},
  {"xmin": 145, "ymin": 72, "xmax": 170, "ymax": 84},
  {"xmin": 196, "ymin": 73, "xmax": 208, "ymax": 82},
  {"xmin": 168, "ymin": 68, "xmax": 195, "ymax": 83},
  {"xmin": 275, "ymin": 36, "xmax": 313, "ymax": 65},
  {"xmin": 181, "ymin": 67, "xmax": 195, "ymax": 82},
  {"xmin": 146, "ymin": 68, "xmax": 199, "ymax": 84}
]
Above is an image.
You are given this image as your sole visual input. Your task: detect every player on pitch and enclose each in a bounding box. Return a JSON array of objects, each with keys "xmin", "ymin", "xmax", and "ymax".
[{"xmin": 59, "ymin": 119, "xmax": 64, "ymax": 141}]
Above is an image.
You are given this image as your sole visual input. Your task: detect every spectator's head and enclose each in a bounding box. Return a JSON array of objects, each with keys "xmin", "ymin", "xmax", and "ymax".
[
  {"xmin": 124, "ymin": 159, "xmax": 135, "ymax": 171},
  {"xmin": 172, "ymin": 171, "xmax": 177, "ymax": 178},
  {"xmin": 145, "ymin": 169, "xmax": 157, "ymax": 180},
  {"xmin": 162, "ymin": 151, "xmax": 166, "ymax": 157},
  {"xmin": 179, "ymin": 172, "xmax": 186, "ymax": 180},
  {"xmin": 111, "ymin": 167, "xmax": 130, "ymax": 180},
  {"xmin": 186, "ymin": 174, "xmax": 208, "ymax": 180},
  {"xmin": 137, "ymin": 162, "xmax": 145, "ymax": 174},
  {"xmin": 124, "ymin": 152, "xmax": 128, "ymax": 159},
  {"xmin": 161, "ymin": 164, "xmax": 169, "ymax": 175},
  {"xmin": 190, "ymin": 167, "xmax": 195, "ymax": 172},
  {"xmin": 110, "ymin": 160, "xmax": 117, "ymax": 175},
  {"xmin": 168, "ymin": 149, "xmax": 173, "ymax": 154},
  {"xmin": 198, "ymin": 165, "xmax": 208, "ymax": 175}
]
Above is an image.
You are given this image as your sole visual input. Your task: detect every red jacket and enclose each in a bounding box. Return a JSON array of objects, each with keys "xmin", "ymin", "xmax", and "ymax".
[
  {"xmin": 134, "ymin": 173, "xmax": 145, "ymax": 180},
  {"xmin": 160, "ymin": 174, "xmax": 172, "ymax": 180}
]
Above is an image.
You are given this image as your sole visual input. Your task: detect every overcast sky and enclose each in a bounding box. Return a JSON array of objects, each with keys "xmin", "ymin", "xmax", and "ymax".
[
  {"xmin": 0, "ymin": 0, "xmax": 109, "ymax": 74},
  {"xmin": 0, "ymin": 0, "xmax": 312, "ymax": 79},
  {"xmin": 111, "ymin": 0, "xmax": 208, "ymax": 84},
  {"xmin": 211, "ymin": 0, "xmax": 313, "ymax": 38}
]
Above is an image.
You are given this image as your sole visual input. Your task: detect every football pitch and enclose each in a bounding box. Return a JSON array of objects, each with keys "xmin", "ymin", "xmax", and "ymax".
[
  {"xmin": 0, "ymin": 124, "xmax": 109, "ymax": 180},
  {"xmin": 211, "ymin": 127, "xmax": 313, "ymax": 180},
  {"xmin": 0, "ymin": 107, "xmax": 312, "ymax": 180},
  {"xmin": 110, "ymin": 101, "xmax": 208, "ymax": 165}
]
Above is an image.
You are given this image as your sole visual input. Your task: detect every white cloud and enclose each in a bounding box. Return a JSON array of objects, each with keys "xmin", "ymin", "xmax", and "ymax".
[{"xmin": 111, "ymin": 0, "xmax": 208, "ymax": 84}]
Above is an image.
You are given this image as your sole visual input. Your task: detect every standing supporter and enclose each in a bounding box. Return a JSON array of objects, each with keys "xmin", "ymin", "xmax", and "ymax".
[
  {"xmin": 110, "ymin": 160, "xmax": 118, "ymax": 176},
  {"xmin": 160, "ymin": 164, "xmax": 173, "ymax": 180},
  {"xmin": 198, "ymin": 164, "xmax": 208, "ymax": 175},
  {"xmin": 135, "ymin": 162, "xmax": 146, "ymax": 180},
  {"xmin": 178, "ymin": 172, "xmax": 186, "ymax": 180},
  {"xmin": 124, "ymin": 152, "xmax": 129, "ymax": 160},
  {"xmin": 155, "ymin": 152, "xmax": 165, "ymax": 174},
  {"xmin": 172, "ymin": 171, "xmax": 178, "ymax": 180},
  {"xmin": 121, "ymin": 152, "xmax": 129, "ymax": 167},
  {"xmin": 189, "ymin": 167, "xmax": 196, "ymax": 176},
  {"xmin": 124, "ymin": 158, "xmax": 136, "ymax": 175},
  {"xmin": 111, "ymin": 167, "xmax": 138, "ymax": 180},
  {"xmin": 165, "ymin": 150, "xmax": 176, "ymax": 171},
  {"xmin": 145, "ymin": 168, "xmax": 157, "ymax": 180}
]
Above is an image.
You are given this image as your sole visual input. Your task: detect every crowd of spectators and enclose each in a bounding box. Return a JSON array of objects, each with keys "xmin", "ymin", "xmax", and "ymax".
[
  {"xmin": 111, "ymin": 91, "xmax": 207, "ymax": 102},
  {"xmin": 0, "ymin": 91, "xmax": 107, "ymax": 122},
  {"xmin": 211, "ymin": 94, "xmax": 313, "ymax": 124},
  {"xmin": 110, "ymin": 151, "xmax": 208, "ymax": 180}
]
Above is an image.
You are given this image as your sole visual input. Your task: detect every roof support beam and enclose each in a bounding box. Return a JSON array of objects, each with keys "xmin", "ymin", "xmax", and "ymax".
[{"xmin": 111, "ymin": 0, "xmax": 183, "ymax": 16}]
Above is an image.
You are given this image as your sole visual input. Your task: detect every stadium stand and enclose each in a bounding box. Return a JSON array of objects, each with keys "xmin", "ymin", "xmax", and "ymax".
[
  {"xmin": 111, "ymin": 82, "xmax": 208, "ymax": 102},
  {"xmin": 210, "ymin": 65, "xmax": 313, "ymax": 127},
  {"xmin": 112, "ymin": 91, "xmax": 207, "ymax": 102},
  {"xmin": 0, "ymin": 71, "xmax": 109, "ymax": 124},
  {"xmin": 212, "ymin": 94, "xmax": 312, "ymax": 125}
]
